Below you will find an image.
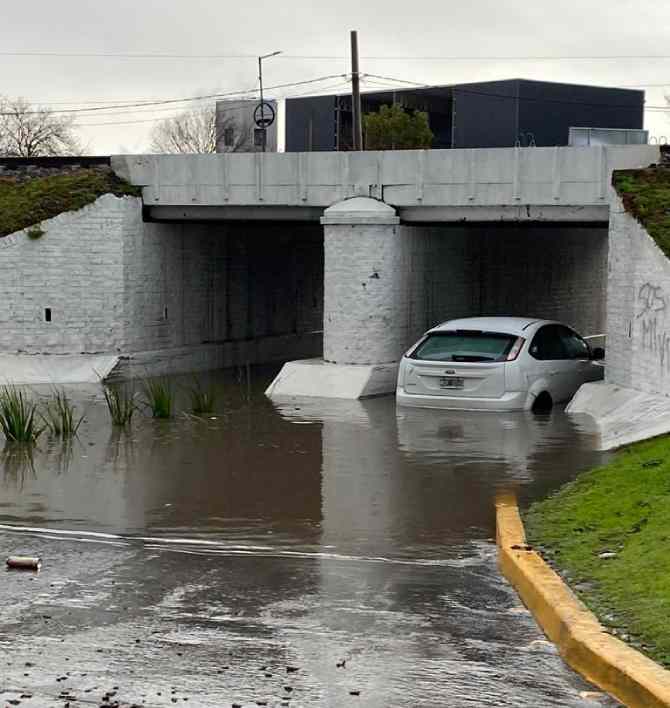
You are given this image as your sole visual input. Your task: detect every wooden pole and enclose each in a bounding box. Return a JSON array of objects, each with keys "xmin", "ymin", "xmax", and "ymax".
[{"xmin": 350, "ymin": 31, "xmax": 363, "ymax": 151}]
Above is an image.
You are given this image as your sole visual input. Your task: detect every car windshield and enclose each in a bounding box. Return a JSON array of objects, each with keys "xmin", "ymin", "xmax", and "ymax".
[{"xmin": 411, "ymin": 330, "xmax": 516, "ymax": 362}]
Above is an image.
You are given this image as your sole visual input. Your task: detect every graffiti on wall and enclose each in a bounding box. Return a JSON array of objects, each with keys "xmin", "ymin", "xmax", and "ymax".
[{"xmin": 637, "ymin": 282, "xmax": 670, "ymax": 369}]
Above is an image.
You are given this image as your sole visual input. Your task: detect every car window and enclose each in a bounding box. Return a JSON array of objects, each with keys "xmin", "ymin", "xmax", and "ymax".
[
  {"xmin": 529, "ymin": 325, "xmax": 568, "ymax": 360},
  {"xmin": 411, "ymin": 331, "xmax": 516, "ymax": 362},
  {"xmin": 558, "ymin": 326, "xmax": 591, "ymax": 359}
]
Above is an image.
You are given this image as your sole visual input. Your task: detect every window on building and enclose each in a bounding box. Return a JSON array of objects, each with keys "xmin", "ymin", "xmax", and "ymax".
[
  {"xmin": 223, "ymin": 127, "xmax": 235, "ymax": 147},
  {"xmin": 254, "ymin": 128, "xmax": 264, "ymax": 147}
]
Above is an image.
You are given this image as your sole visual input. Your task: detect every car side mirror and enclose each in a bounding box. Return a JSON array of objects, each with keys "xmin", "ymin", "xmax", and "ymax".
[{"xmin": 590, "ymin": 347, "xmax": 605, "ymax": 361}]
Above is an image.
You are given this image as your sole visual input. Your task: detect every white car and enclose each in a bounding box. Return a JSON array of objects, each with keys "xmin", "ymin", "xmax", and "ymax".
[{"xmin": 396, "ymin": 317, "xmax": 604, "ymax": 411}]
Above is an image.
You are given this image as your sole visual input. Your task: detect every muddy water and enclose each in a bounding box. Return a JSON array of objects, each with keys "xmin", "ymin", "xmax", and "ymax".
[{"xmin": 0, "ymin": 368, "xmax": 616, "ymax": 707}]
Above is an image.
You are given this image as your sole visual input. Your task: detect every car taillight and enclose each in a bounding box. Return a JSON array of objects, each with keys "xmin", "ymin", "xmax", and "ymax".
[{"xmin": 506, "ymin": 337, "xmax": 525, "ymax": 361}]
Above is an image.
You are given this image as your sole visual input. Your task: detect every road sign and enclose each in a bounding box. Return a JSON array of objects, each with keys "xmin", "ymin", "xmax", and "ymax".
[{"xmin": 254, "ymin": 102, "xmax": 276, "ymax": 129}]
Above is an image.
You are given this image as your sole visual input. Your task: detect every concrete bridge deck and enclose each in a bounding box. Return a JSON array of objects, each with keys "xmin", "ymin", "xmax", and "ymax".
[{"xmin": 112, "ymin": 145, "xmax": 659, "ymax": 223}]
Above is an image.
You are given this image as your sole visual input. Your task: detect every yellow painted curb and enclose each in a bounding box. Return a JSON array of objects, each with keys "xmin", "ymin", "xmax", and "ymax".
[{"xmin": 496, "ymin": 493, "xmax": 670, "ymax": 708}]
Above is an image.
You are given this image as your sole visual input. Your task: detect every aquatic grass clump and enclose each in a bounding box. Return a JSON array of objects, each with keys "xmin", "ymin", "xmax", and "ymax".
[
  {"xmin": 189, "ymin": 378, "xmax": 217, "ymax": 415},
  {"xmin": 41, "ymin": 389, "xmax": 84, "ymax": 438},
  {"xmin": 0, "ymin": 386, "xmax": 42, "ymax": 443},
  {"xmin": 142, "ymin": 377, "xmax": 174, "ymax": 419},
  {"xmin": 104, "ymin": 384, "xmax": 136, "ymax": 426}
]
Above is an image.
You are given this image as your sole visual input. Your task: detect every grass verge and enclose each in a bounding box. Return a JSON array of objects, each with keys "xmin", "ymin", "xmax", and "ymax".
[
  {"xmin": 0, "ymin": 167, "xmax": 141, "ymax": 238},
  {"xmin": 613, "ymin": 167, "xmax": 670, "ymax": 258},
  {"xmin": 525, "ymin": 434, "xmax": 670, "ymax": 667}
]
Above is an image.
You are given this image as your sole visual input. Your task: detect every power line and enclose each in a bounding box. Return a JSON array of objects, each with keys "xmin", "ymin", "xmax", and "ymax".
[
  {"xmin": 4, "ymin": 50, "xmax": 670, "ymax": 61},
  {"xmin": 0, "ymin": 74, "xmax": 347, "ymax": 117},
  {"xmin": 76, "ymin": 80, "xmax": 356, "ymax": 128}
]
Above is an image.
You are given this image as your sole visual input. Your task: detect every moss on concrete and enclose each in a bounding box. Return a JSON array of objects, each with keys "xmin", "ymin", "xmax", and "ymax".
[
  {"xmin": 525, "ymin": 434, "xmax": 670, "ymax": 667},
  {"xmin": 0, "ymin": 168, "xmax": 141, "ymax": 238},
  {"xmin": 613, "ymin": 167, "xmax": 670, "ymax": 259}
]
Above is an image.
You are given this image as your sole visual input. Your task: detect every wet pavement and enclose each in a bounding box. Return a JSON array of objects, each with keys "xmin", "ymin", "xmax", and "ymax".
[{"xmin": 0, "ymin": 368, "xmax": 618, "ymax": 707}]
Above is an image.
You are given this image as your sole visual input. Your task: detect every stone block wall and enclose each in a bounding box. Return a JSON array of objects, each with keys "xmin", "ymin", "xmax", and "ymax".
[{"xmin": 606, "ymin": 195, "xmax": 670, "ymax": 396}]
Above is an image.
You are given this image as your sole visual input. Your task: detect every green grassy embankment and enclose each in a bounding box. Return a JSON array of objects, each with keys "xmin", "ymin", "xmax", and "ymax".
[
  {"xmin": 525, "ymin": 435, "xmax": 670, "ymax": 667},
  {"xmin": 613, "ymin": 166, "xmax": 670, "ymax": 258},
  {"xmin": 0, "ymin": 168, "xmax": 141, "ymax": 238}
]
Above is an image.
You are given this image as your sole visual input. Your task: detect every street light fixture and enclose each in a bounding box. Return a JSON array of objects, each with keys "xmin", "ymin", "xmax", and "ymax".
[{"xmin": 258, "ymin": 50, "xmax": 282, "ymax": 152}]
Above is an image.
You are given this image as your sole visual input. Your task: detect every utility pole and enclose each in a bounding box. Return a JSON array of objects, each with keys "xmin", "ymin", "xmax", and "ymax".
[
  {"xmin": 258, "ymin": 51, "xmax": 281, "ymax": 152},
  {"xmin": 350, "ymin": 30, "xmax": 363, "ymax": 151}
]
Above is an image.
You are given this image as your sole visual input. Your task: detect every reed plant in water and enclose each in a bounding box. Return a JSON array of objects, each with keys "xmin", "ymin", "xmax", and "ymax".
[
  {"xmin": 41, "ymin": 389, "xmax": 84, "ymax": 438},
  {"xmin": 0, "ymin": 386, "xmax": 42, "ymax": 443},
  {"xmin": 142, "ymin": 377, "xmax": 174, "ymax": 419},
  {"xmin": 189, "ymin": 377, "xmax": 217, "ymax": 415},
  {"xmin": 103, "ymin": 384, "xmax": 136, "ymax": 427}
]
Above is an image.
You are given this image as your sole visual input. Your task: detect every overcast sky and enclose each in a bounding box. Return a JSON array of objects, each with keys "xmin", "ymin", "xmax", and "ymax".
[{"xmin": 2, "ymin": 0, "xmax": 669, "ymax": 154}]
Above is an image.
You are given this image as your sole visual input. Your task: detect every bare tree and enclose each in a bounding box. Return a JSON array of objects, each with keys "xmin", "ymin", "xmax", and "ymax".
[
  {"xmin": 0, "ymin": 96, "xmax": 83, "ymax": 157},
  {"xmin": 149, "ymin": 103, "xmax": 255, "ymax": 154}
]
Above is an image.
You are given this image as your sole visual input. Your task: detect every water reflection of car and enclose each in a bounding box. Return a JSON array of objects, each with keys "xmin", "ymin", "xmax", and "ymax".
[{"xmin": 396, "ymin": 317, "xmax": 604, "ymax": 412}]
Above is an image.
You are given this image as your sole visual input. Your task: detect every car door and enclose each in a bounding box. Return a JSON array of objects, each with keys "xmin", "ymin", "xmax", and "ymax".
[
  {"xmin": 526, "ymin": 325, "xmax": 574, "ymax": 402},
  {"xmin": 557, "ymin": 325, "xmax": 603, "ymax": 393}
]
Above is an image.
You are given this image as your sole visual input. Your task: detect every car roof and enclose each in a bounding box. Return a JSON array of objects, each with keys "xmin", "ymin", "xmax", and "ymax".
[{"xmin": 428, "ymin": 316, "xmax": 556, "ymax": 336}]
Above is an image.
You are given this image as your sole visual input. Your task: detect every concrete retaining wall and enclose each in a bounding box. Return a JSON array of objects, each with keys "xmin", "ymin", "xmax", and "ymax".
[
  {"xmin": 0, "ymin": 194, "xmax": 129, "ymax": 354},
  {"xmin": 606, "ymin": 195, "xmax": 670, "ymax": 395},
  {"xmin": 0, "ymin": 195, "xmax": 324, "ymax": 374}
]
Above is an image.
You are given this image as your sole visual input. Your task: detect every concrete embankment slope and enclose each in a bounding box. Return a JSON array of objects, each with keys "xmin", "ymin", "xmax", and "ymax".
[{"xmin": 570, "ymin": 155, "xmax": 670, "ymax": 449}]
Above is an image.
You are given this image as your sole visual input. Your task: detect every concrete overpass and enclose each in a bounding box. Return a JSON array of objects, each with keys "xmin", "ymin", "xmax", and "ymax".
[
  {"xmin": 0, "ymin": 146, "xmax": 660, "ymax": 390},
  {"xmin": 112, "ymin": 145, "xmax": 659, "ymax": 224},
  {"xmin": 109, "ymin": 145, "xmax": 661, "ymax": 398}
]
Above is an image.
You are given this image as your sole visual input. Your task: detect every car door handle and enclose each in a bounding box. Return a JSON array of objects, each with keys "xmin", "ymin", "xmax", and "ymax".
[{"xmin": 549, "ymin": 369, "xmax": 559, "ymax": 375}]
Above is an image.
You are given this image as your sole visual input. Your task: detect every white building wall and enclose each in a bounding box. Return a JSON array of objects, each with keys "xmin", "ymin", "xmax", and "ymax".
[{"xmin": 606, "ymin": 194, "xmax": 670, "ymax": 396}]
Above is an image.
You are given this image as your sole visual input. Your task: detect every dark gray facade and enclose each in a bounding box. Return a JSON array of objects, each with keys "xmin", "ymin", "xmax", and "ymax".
[{"xmin": 285, "ymin": 78, "xmax": 644, "ymax": 152}]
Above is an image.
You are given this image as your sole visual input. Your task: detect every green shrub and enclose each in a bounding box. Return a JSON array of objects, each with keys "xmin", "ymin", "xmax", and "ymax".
[
  {"xmin": 142, "ymin": 378, "xmax": 173, "ymax": 419},
  {"xmin": 0, "ymin": 386, "xmax": 42, "ymax": 443},
  {"xmin": 104, "ymin": 384, "xmax": 136, "ymax": 426},
  {"xmin": 41, "ymin": 389, "xmax": 84, "ymax": 438},
  {"xmin": 189, "ymin": 378, "xmax": 217, "ymax": 415},
  {"xmin": 26, "ymin": 225, "xmax": 45, "ymax": 240}
]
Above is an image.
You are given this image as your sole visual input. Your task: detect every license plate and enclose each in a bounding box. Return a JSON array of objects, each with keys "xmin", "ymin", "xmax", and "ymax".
[{"xmin": 439, "ymin": 377, "xmax": 464, "ymax": 389}]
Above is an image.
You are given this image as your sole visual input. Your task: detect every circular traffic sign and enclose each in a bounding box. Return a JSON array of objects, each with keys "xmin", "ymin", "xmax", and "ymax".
[{"xmin": 254, "ymin": 102, "xmax": 276, "ymax": 129}]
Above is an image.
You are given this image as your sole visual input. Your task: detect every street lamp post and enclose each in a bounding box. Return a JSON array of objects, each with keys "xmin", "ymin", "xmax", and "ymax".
[{"xmin": 258, "ymin": 50, "xmax": 282, "ymax": 152}]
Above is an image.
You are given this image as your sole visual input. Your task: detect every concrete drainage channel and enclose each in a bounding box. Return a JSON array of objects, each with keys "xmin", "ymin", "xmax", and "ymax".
[{"xmin": 496, "ymin": 495, "xmax": 670, "ymax": 707}]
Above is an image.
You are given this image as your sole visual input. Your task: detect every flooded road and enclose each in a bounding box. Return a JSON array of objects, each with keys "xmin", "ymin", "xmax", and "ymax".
[{"xmin": 0, "ymin": 368, "xmax": 616, "ymax": 707}]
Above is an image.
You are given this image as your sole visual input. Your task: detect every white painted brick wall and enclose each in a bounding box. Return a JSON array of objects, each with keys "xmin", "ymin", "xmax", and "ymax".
[
  {"xmin": 606, "ymin": 195, "xmax": 670, "ymax": 396},
  {"xmin": 0, "ymin": 194, "xmax": 129, "ymax": 354},
  {"xmin": 324, "ymin": 220, "xmax": 606, "ymax": 366},
  {"xmin": 323, "ymin": 223, "xmax": 473, "ymax": 365},
  {"xmin": 0, "ymin": 195, "xmax": 323, "ymax": 358}
]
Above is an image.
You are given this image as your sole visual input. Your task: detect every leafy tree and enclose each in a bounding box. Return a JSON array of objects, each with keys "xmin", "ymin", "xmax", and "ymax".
[
  {"xmin": 0, "ymin": 96, "xmax": 83, "ymax": 157},
  {"xmin": 363, "ymin": 104, "xmax": 434, "ymax": 150}
]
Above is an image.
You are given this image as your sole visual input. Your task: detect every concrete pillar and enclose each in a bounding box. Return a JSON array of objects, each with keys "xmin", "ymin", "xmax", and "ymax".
[
  {"xmin": 265, "ymin": 197, "xmax": 403, "ymax": 400},
  {"xmin": 322, "ymin": 197, "xmax": 402, "ymax": 365}
]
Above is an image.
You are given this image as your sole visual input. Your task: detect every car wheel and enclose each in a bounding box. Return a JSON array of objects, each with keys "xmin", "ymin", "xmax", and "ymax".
[{"xmin": 532, "ymin": 391, "xmax": 553, "ymax": 414}]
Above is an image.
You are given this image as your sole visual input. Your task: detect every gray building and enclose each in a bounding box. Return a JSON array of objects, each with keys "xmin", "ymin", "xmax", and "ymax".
[
  {"xmin": 285, "ymin": 78, "xmax": 645, "ymax": 152},
  {"xmin": 215, "ymin": 99, "xmax": 278, "ymax": 153}
]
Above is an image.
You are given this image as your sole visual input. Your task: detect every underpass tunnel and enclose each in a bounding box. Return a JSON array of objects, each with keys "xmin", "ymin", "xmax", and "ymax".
[
  {"xmin": 401, "ymin": 222, "xmax": 608, "ymax": 346},
  {"xmin": 123, "ymin": 218, "xmax": 324, "ymax": 366}
]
